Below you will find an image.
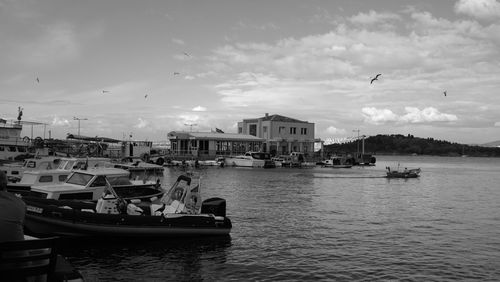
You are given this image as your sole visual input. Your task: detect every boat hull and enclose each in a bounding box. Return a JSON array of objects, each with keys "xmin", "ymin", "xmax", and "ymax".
[{"xmin": 386, "ymin": 168, "xmax": 421, "ymax": 178}]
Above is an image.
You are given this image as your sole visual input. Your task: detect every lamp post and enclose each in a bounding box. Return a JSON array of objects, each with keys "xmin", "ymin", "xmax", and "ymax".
[{"xmin": 73, "ymin": 117, "xmax": 88, "ymax": 136}]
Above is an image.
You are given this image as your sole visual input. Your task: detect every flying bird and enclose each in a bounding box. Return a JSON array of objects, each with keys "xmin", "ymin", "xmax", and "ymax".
[
  {"xmin": 36, "ymin": 77, "xmax": 40, "ymax": 83},
  {"xmin": 173, "ymin": 72, "xmax": 180, "ymax": 75},
  {"xmin": 370, "ymin": 74, "xmax": 382, "ymax": 84},
  {"xmin": 145, "ymin": 94, "xmax": 148, "ymax": 99},
  {"xmin": 183, "ymin": 52, "xmax": 190, "ymax": 57},
  {"xmin": 443, "ymin": 91, "xmax": 447, "ymax": 97},
  {"xmin": 102, "ymin": 90, "xmax": 110, "ymax": 93}
]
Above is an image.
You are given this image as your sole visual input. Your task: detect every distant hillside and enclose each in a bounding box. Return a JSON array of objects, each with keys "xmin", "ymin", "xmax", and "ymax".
[
  {"xmin": 481, "ymin": 140, "xmax": 500, "ymax": 148},
  {"xmin": 324, "ymin": 134, "xmax": 500, "ymax": 157}
]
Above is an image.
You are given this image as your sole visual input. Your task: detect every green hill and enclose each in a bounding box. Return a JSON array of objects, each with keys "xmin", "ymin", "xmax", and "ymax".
[{"xmin": 324, "ymin": 134, "xmax": 500, "ymax": 157}]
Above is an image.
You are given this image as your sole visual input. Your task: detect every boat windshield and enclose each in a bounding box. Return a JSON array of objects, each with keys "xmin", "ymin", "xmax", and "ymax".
[
  {"xmin": 108, "ymin": 176, "xmax": 132, "ymax": 186},
  {"xmin": 251, "ymin": 153, "xmax": 271, "ymax": 160},
  {"xmin": 66, "ymin": 172, "xmax": 93, "ymax": 186}
]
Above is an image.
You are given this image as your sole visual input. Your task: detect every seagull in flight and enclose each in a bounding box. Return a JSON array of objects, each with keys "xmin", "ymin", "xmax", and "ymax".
[
  {"xmin": 370, "ymin": 74, "xmax": 382, "ymax": 84},
  {"xmin": 102, "ymin": 90, "xmax": 110, "ymax": 94},
  {"xmin": 443, "ymin": 91, "xmax": 447, "ymax": 97},
  {"xmin": 183, "ymin": 52, "xmax": 190, "ymax": 57},
  {"xmin": 173, "ymin": 72, "xmax": 180, "ymax": 75},
  {"xmin": 144, "ymin": 94, "xmax": 148, "ymax": 99},
  {"xmin": 36, "ymin": 77, "xmax": 40, "ymax": 83}
]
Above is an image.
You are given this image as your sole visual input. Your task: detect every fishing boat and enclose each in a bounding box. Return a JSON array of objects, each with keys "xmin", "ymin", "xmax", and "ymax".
[
  {"xmin": 22, "ymin": 175, "xmax": 232, "ymax": 237},
  {"xmin": 224, "ymin": 152, "xmax": 275, "ymax": 168},
  {"xmin": 385, "ymin": 166, "xmax": 421, "ymax": 178}
]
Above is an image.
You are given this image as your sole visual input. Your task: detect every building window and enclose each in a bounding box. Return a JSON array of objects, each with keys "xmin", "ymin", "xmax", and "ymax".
[
  {"xmin": 301, "ymin": 128, "xmax": 307, "ymax": 135},
  {"xmin": 263, "ymin": 126, "xmax": 267, "ymax": 133},
  {"xmin": 249, "ymin": 124, "xmax": 257, "ymax": 136},
  {"xmin": 279, "ymin": 126, "xmax": 286, "ymax": 134},
  {"xmin": 290, "ymin": 127, "xmax": 296, "ymax": 134},
  {"xmin": 238, "ymin": 127, "xmax": 242, "ymax": 134}
]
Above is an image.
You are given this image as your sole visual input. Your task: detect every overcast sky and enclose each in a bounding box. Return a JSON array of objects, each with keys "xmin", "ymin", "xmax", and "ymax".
[{"xmin": 1, "ymin": 0, "xmax": 500, "ymax": 144}]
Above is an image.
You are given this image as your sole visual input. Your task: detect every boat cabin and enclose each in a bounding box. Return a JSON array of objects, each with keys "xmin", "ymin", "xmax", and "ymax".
[
  {"xmin": 28, "ymin": 168, "xmax": 162, "ymax": 201},
  {"xmin": 7, "ymin": 170, "xmax": 72, "ymax": 195},
  {"xmin": 1, "ymin": 156, "xmax": 62, "ymax": 183}
]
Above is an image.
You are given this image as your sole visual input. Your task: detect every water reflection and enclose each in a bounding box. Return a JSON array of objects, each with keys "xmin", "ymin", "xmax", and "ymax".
[{"xmin": 59, "ymin": 236, "xmax": 231, "ymax": 281}]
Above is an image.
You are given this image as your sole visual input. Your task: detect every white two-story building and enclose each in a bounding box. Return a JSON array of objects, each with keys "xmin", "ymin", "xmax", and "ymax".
[{"xmin": 237, "ymin": 113, "xmax": 315, "ymax": 157}]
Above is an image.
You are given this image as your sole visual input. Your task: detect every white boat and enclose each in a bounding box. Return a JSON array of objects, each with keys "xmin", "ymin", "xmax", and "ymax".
[
  {"xmin": 323, "ymin": 154, "xmax": 353, "ymax": 168},
  {"xmin": 271, "ymin": 156, "xmax": 285, "ymax": 167},
  {"xmin": 224, "ymin": 152, "xmax": 275, "ymax": 168},
  {"xmin": 112, "ymin": 160, "xmax": 164, "ymax": 186},
  {"xmin": 1, "ymin": 156, "xmax": 61, "ymax": 183},
  {"xmin": 7, "ymin": 169, "xmax": 73, "ymax": 195},
  {"xmin": 26, "ymin": 167, "xmax": 164, "ymax": 201}
]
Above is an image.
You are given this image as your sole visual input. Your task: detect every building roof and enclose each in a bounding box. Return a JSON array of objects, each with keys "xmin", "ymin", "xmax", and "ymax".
[
  {"xmin": 167, "ymin": 131, "xmax": 264, "ymax": 141},
  {"xmin": 243, "ymin": 114, "xmax": 309, "ymax": 124}
]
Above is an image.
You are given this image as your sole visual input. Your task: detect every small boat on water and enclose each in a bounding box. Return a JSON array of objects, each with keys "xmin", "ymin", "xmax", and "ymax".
[
  {"xmin": 22, "ymin": 175, "xmax": 232, "ymax": 237},
  {"xmin": 386, "ymin": 166, "xmax": 421, "ymax": 178},
  {"xmin": 224, "ymin": 152, "xmax": 275, "ymax": 168},
  {"xmin": 323, "ymin": 154, "xmax": 353, "ymax": 168}
]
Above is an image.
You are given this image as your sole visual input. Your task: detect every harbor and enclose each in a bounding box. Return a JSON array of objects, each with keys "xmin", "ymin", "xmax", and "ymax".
[
  {"xmin": 2, "ymin": 0, "xmax": 500, "ymax": 281},
  {"xmin": 54, "ymin": 156, "xmax": 500, "ymax": 281}
]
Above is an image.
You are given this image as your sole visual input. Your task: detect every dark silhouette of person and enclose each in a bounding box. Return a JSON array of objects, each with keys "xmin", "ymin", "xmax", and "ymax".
[{"xmin": 0, "ymin": 171, "xmax": 26, "ymax": 242}]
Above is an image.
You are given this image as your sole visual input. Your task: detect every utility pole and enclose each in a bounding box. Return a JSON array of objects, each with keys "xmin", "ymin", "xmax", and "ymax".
[
  {"xmin": 353, "ymin": 129, "xmax": 360, "ymax": 155},
  {"xmin": 184, "ymin": 123, "xmax": 197, "ymax": 132},
  {"xmin": 73, "ymin": 117, "xmax": 88, "ymax": 136}
]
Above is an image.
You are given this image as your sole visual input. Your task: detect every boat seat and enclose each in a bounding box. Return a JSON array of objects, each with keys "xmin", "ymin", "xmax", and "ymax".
[
  {"xmin": 135, "ymin": 201, "xmax": 152, "ymax": 215},
  {"xmin": 0, "ymin": 236, "xmax": 59, "ymax": 281}
]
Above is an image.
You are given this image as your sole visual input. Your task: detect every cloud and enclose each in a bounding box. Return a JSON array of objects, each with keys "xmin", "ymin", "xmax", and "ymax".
[
  {"xmin": 454, "ymin": 0, "xmax": 500, "ymax": 20},
  {"xmin": 349, "ymin": 10, "xmax": 401, "ymax": 26},
  {"xmin": 325, "ymin": 126, "xmax": 346, "ymax": 135},
  {"xmin": 172, "ymin": 38, "xmax": 185, "ymax": 45},
  {"xmin": 362, "ymin": 107, "xmax": 399, "ymax": 124},
  {"xmin": 192, "ymin": 106, "xmax": 207, "ymax": 112},
  {"xmin": 135, "ymin": 118, "xmax": 149, "ymax": 129},
  {"xmin": 400, "ymin": 107, "xmax": 458, "ymax": 123},
  {"xmin": 51, "ymin": 116, "xmax": 71, "ymax": 127},
  {"xmin": 362, "ymin": 107, "xmax": 457, "ymax": 124}
]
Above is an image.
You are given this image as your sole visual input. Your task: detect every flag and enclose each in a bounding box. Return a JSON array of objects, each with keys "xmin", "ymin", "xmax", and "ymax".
[{"xmin": 215, "ymin": 128, "xmax": 224, "ymax": 133}]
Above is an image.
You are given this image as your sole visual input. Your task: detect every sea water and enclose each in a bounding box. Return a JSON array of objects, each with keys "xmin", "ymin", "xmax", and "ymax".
[{"xmin": 61, "ymin": 155, "xmax": 500, "ymax": 281}]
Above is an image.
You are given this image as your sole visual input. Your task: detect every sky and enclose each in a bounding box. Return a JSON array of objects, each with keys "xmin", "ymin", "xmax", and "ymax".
[{"xmin": 1, "ymin": 0, "xmax": 500, "ymax": 145}]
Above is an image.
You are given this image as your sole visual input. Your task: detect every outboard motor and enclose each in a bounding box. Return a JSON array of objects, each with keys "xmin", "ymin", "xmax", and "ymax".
[{"xmin": 201, "ymin": 197, "xmax": 226, "ymax": 217}]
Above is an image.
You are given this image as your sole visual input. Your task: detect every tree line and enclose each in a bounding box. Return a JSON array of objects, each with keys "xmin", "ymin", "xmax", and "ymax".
[{"xmin": 323, "ymin": 134, "xmax": 500, "ymax": 157}]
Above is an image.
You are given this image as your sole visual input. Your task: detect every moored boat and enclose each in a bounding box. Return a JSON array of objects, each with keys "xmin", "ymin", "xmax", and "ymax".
[
  {"xmin": 224, "ymin": 152, "xmax": 275, "ymax": 168},
  {"xmin": 386, "ymin": 166, "xmax": 421, "ymax": 178},
  {"xmin": 25, "ymin": 167, "xmax": 164, "ymax": 201},
  {"xmin": 22, "ymin": 175, "xmax": 232, "ymax": 237},
  {"xmin": 323, "ymin": 154, "xmax": 353, "ymax": 168}
]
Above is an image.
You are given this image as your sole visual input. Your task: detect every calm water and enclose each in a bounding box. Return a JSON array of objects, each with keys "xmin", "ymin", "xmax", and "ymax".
[{"xmin": 60, "ymin": 155, "xmax": 500, "ymax": 281}]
